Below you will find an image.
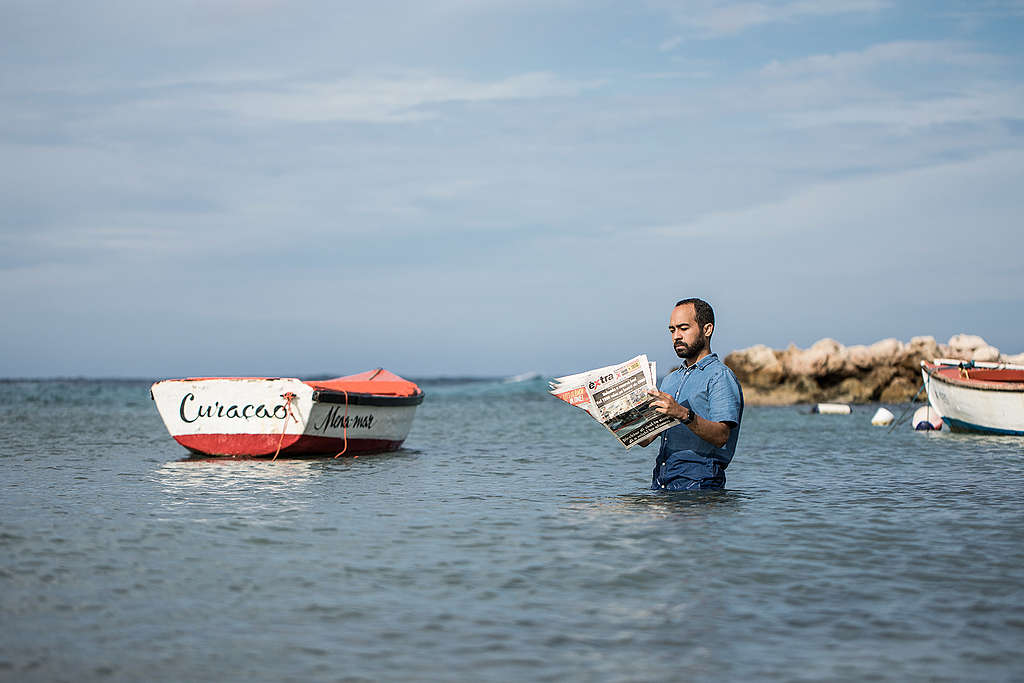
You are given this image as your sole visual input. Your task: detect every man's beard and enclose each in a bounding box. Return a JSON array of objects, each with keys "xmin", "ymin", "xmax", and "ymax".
[{"xmin": 674, "ymin": 336, "xmax": 707, "ymax": 360}]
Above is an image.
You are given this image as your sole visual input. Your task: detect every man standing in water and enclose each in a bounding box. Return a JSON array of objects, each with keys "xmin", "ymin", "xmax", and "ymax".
[{"xmin": 641, "ymin": 298, "xmax": 744, "ymax": 490}]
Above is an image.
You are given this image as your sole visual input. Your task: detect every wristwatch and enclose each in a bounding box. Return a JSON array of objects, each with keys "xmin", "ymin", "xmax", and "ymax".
[{"xmin": 681, "ymin": 406, "xmax": 696, "ymax": 425}]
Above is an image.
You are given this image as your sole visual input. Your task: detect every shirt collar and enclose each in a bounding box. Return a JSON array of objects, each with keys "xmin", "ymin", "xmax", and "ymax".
[{"xmin": 682, "ymin": 353, "xmax": 719, "ymax": 373}]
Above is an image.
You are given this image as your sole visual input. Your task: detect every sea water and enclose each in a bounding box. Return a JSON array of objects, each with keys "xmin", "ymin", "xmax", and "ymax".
[{"xmin": 2, "ymin": 378, "xmax": 1024, "ymax": 682}]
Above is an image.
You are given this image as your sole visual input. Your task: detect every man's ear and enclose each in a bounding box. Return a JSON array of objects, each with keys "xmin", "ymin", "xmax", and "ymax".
[{"xmin": 704, "ymin": 323, "xmax": 714, "ymax": 339}]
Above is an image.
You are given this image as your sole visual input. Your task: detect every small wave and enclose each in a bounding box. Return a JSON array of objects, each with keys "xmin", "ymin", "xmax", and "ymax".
[
  {"xmin": 503, "ymin": 371, "xmax": 543, "ymax": 383},
  {"xmin": 417, "ymin": 374, "xmax": 548, "ymax": 398}
]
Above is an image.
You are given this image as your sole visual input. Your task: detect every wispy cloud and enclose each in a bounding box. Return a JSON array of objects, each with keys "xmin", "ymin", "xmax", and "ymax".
[
  {"xmin": 654, "ymin": 0, "xmax": 890, "ymax": 37},
  {"xmin": 659, "ymin": 35, "xmax": 684, "ymax": 52},
  {"xmin": 707, "ymin": 40, "xmax": 1024, "ymax": 133},
  {"xmin": 147, "ymin": 71, "xmax": 603, "ymax": 124},
  {"xmin": 760, "ymin": 40, "xmax": 997, "ymax": 77},
  {"xmin": 780, "ymin": 87, "xmax": 1024, "ymax": 129},
  {"xmin": 653, "ymin": 148, "xmax": 1024, "ymax": 255}
]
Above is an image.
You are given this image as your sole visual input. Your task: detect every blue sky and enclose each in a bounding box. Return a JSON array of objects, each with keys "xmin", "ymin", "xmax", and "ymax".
[{"xmin": 2, "ymin": 0, "xmax": 1023, "ymax": 378}]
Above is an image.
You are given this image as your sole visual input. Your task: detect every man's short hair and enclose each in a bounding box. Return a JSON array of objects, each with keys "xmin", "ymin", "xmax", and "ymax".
[{"xmin": 675, "ymin": 298, "xmax": 715, "ymax": 332}]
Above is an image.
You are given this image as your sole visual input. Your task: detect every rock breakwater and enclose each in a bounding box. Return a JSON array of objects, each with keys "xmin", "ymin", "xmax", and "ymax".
[{"xmin": 723, "ymin": 334, "xmax": 1023, "ymax": 405}]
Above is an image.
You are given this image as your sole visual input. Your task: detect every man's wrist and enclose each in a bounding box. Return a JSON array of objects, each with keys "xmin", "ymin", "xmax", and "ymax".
[{"xmin": 680, "ymin": 406, "xmax": 695, "ymax": 424}]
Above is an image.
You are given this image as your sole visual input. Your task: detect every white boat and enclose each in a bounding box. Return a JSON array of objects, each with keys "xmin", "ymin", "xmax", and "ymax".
[
  {"xmin": 921, "ymin": 359, "xmax": 1024, "ymax": 435},
  {"xmin": 151, "ymin": 369, "xmax": 424, "ymax": 457}
]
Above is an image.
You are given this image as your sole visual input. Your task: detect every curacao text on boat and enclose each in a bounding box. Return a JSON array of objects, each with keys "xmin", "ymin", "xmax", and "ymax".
[{"xmin": 178, "ymin": 392, "xmax": 289, "ymax": 423}]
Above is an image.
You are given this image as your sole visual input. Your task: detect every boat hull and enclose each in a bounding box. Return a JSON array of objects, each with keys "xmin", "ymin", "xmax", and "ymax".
[
  {"xmin": 921, "ymin": 361, "xmax": 1024, "ymax": 436},
  {"xmin": 151, "ymin": 375, "xmax": 424, "ymax": 456}
]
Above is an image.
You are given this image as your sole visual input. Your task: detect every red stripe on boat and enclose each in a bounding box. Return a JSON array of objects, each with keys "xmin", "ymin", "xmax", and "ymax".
[{"xmin": 174, "ymin": 433, "xmax": 405, "ymax": 457}]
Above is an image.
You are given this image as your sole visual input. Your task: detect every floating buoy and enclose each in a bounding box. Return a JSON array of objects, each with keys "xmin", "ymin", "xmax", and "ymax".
[
  {"xmin": 871, "ymin": 407, "xmax": 895, "ymax": 426},
  {"xmin": 814, "ymin": 403, "xmax": 851, "ymax": 415},
  {"xmin": 912, "ymin": 405, "xmax": 943, "ymax": 431}
]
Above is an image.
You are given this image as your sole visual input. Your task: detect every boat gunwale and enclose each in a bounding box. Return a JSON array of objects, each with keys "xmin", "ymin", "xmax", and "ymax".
[
  {"xmin": 311, "ymin": 388, "xmax": 425, "ymax": 407},
  {"xmin": 922, "ymin": 363, "xmax": 1024, "ymax": 393},
  {"xmin": 150, "ymin": 376, "xmax": 426, "ymax": 406}
]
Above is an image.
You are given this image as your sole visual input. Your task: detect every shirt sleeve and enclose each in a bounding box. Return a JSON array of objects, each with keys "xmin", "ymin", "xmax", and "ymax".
[{"xmin": 707, "ymin": 369, "xmax": 742, "ymax": 427}]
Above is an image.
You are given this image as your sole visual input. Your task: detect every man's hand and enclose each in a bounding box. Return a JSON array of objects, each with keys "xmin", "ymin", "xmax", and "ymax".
[
  {"xmin": 646, "ymin": 390, "xmax": 731, "ymax": 448},
  {"xmin": 637, "ymin": 390, "xmax": 684, "ymax": 447},
  {"xmin": 647, "ymin": 390, "xmax": 687, "ymax": 421}
]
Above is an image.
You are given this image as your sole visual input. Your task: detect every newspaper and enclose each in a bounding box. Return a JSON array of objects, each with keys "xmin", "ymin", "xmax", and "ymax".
[{"xmin": 549, "ymin": 354, "xmax": 679, "ymax": 449}]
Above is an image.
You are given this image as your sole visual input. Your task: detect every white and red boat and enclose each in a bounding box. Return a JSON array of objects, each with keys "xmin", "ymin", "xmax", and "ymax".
[
  {"xmin": 921, "ymin": 360, "xmax": 1024, "ymax": 435},
  {"xmin": 151, "ymin": 369, "xmax": 424, "ymax": 457}
]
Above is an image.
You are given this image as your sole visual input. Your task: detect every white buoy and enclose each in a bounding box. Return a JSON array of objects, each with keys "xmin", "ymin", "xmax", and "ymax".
[
  {"xmin": 912, "ymin": 405, "xmax": 943, "ymax": 431},
  {"xmin": 814, "ymin": 403, "xmax": 851, "ymax": 415},
  {"xmin": 871, "ymin": 407, "xmax": 895, "ymax": 426}
]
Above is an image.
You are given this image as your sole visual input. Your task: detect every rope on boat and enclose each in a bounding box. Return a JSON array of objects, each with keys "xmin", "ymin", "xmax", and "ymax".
[
  {"xmin": 333, "ymin": 388, "xmax": 349, "ymax": 458},
  {"xmin": 888, "ymin": 385, "xmax": 929, "ymax": 432},
  {"xmin": 957, "ymin": 359, "xmax": 976, "ymax": 380},
  {"xmin": 272, "ymin": 392, "xmax": 298, "ymax": 461}
]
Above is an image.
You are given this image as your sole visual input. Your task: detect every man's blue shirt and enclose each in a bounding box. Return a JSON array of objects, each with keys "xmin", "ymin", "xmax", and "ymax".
[{"xmin": 653, "ymin": 353, "xmax": 743, "ymax": 490}]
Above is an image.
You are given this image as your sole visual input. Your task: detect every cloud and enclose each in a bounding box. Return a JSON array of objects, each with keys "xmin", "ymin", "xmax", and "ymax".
[
  {"xmin": 654, "ymin": 148, "xmax": 1024, "ymax": 265},
  {"xmin": 641, "ymin": 147, "xmax": 1024, "ymax": 350},
  {"xmin": 120, "ymin": 71, "xmax": 604, "ymax": 124},
  {"xmin": 780, "ymin": 88, "xmax": 1024, "ymax": 129},
  {"xmin": 735, "ymin": 41, "xmax": 1023, "ymax": 132},
  {"xmin": 653, "ymin": 0, "xmax": 890, "ymax": 38},
  {"xmin": 659, "ymin": 35, "xmax": 684, "ymax": 52},
  {"xmin": 760, "ymin": 40, "xmax": 996, "ymax": 78}
]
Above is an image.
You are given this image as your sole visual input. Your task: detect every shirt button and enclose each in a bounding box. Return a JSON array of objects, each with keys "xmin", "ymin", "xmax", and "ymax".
[{"xmin": 661, "ymin": 484, "xmax": 666, "ymax": 489}]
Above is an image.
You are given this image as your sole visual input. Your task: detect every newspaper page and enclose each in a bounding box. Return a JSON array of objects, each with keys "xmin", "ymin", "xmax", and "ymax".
[
  {"xmin": 548, "ymin": 360, "xmax": 622, "ymax": 417},
  {"xmin": 549, "ymin": 355, "xmax": 679, "ymax": 449}
]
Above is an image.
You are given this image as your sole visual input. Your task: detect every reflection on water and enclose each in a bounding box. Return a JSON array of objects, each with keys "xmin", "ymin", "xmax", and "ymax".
[
  {"xmin": 927, "ymin": 430, "xmax": 1024, "ymax": 455},
  {"xmin": 617, "ymin": 489, "xmax": 749, "ymax": 513},
  {"xmin": 154, "ymin": 458, "xmax": 323, "ymax": 515},
  {"xmin": 153, "ymin": 450, "xmax": 422, "ymax": 516},
  {"xmin": 565, "ymin": 489, "xmax": 749, "ymax": 520},
  {"xmin": 159, "ymin": 457, "xmax": 321, "ymax": 479}
]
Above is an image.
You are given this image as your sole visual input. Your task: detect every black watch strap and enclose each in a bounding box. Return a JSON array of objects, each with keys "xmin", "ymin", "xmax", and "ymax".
[{"xmin": 681, "ymin": 407, "xmax": 695, "ymax": 424}]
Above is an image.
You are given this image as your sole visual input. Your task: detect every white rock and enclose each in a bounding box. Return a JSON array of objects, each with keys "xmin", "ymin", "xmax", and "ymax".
[
  {"xmin": 948, "ymin": 334, "xmax": 988, "ymax": 359},
  {"xmin": 869, "ymin": 338, "xmax": 904, "ymax": 364},
  {"xmin": 847, "ymin": 344, "xmax": 874, "ymax": 370},
  {"xmin": 972, "ymin": 345, "xmax": 1001, "ymax": 362}
]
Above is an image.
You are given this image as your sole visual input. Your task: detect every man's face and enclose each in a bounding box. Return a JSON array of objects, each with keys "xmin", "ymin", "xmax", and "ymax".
[{"xmin": 668, "ymin": 304, "xmax": 711, "ymax": 360}]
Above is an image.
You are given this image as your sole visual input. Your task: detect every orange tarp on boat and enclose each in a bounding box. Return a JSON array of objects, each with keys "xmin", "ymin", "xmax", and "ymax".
[{"xmin": 306, "ymin": 369, "xmax": 422, "ymax": 397}]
